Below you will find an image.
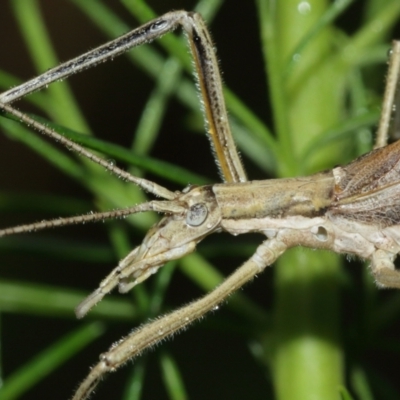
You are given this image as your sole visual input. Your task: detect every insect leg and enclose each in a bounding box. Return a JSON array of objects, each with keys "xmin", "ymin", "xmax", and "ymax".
[
  {"xmin": 375, "ymin": 41, "xmax": 400, "ymax": 148},
  {"xmin": 370, "ymin": 249, "xmax": 400, "ymax": 288},
  {"xmin": 71, "ymin": 238, "xmax": 287, "ymax": 400}
]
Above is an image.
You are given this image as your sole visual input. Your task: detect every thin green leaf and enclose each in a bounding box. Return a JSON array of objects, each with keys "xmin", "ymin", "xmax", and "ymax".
[
  {"xmin": 302, "ymin": 111, "xmax": 380, "ymax": 160},
  {"xmin": 131, "ymin": 58, "xmax": 182, "ymax": 156},
  {"xmin": 351, "ymin": 365, "xmax": 374, "ymax": 400},
  {"xmin": 122, "ymin": 359, "xmax": 147, "ymax": 400},
  {"xmin": 340, "ymin": 0, "xmax": 400, "ymax": 67},
  {"xmin": 11, "ymin": 0, "xmax": 89, "ymax": 131},
  {"xmin": 160, "ymin": 352, "xmax": 188, "ymax": 400},
  {"xmin": 285, "ymin": 0, "xmax": 355, "ymax": 76},
  {"xmin": 0, "ymin": 322, "xmax": 104, "ymax": 400},
  {"xmin": 339, "ymin": 386, "xmax": 356, "ymax": 400},
  {"xmin": 0, "ymin": 280, "xmax": 135, "ymax": 321},
  {"xmin": 34, "ymin": 115, "xmax": 210, "ymax": 185}
]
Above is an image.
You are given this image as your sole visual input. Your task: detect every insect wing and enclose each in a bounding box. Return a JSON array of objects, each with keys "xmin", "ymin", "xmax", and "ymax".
[{"xmin": 330, "ymin": 140, "xmax": 400, "ymax": 227}]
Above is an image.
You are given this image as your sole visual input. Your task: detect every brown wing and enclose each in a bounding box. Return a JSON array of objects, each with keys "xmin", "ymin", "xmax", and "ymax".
[{"xmin": 329, "ymin": 140, "xmax": 400, "ymax": 227}]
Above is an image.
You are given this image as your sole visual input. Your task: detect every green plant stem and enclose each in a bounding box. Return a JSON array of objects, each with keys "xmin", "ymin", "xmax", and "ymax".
[
  {"xmin": 258, "ymin": 0, "xmax": 344, "ymax": 399},
  {"xmin": 273, "ymin": 249, "xmax": 342, "ymax": 400}
]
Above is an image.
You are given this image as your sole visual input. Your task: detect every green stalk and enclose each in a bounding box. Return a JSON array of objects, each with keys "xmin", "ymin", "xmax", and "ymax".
[{"xmin": 257, "ymin": 0, "xmax": 344, "ymax": 399}]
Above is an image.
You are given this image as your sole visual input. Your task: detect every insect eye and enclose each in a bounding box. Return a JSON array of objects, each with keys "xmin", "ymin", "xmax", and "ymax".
[{"xmin": 186, "ymin": 203, "xmax": 208, "ymax": 226}]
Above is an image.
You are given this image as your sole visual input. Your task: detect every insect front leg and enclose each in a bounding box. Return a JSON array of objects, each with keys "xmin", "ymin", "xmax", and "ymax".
[{"xmin": 71, "ymin": 237, "xmax": 287, "ymax": 400}]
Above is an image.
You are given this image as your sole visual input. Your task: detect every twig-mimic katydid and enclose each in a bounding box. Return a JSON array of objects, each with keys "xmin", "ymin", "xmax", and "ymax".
[{"xmin": 2, "ymin": 2, "xmax": 400, "ymax": 400}]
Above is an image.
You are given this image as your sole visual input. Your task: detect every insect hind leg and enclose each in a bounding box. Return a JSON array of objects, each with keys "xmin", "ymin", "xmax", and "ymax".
[{"xmin": 370, "ymin": 249, "xmax": 400, "ymax": 288}]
